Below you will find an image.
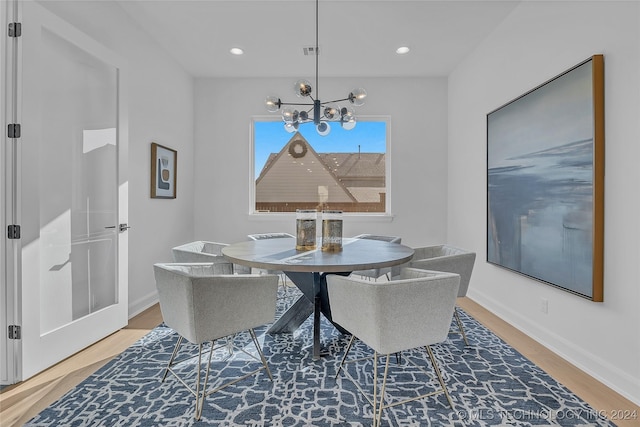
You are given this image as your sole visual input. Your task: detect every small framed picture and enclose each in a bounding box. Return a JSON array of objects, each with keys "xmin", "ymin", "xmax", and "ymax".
[{"xmin": 150, "ymin": 142, "xmax": 177, "ymax": 199}]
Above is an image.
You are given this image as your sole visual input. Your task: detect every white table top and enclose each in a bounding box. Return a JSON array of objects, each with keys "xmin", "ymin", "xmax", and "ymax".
[{"xmin": 222, "ymin": 238, "xmax": 414, "ymax": 273}]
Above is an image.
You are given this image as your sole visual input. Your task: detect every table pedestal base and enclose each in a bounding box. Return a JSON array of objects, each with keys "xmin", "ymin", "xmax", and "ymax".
[
  {"xmin": 267, "ymin": 271, "xmax": 349, "ymax": 359},
  {"xmin": 267, "ymin": 296, "xmax": 313, "ymax": 334}
]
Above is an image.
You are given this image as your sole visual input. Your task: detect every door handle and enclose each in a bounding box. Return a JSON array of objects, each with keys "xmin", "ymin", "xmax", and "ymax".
[{"xmin": 105, "ymin": 224, "xmax": 131, "ymax": 232}]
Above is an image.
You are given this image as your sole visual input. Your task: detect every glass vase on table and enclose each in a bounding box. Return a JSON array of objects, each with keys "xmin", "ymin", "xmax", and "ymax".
[
  {"xmin": 296, "ymin": 209, "xmax": 317, "ymax": 251},
  {"xmin": 321, "ymin": 210, "xmax": 343, "ymax": 252}
]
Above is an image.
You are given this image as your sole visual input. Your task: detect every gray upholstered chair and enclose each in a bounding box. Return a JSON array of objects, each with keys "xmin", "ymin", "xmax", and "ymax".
[
  {"xmin": 247, "ymin": 232, "xmax": 295, "ymax": 241},
  {"xmin": 350, "ymin": 234, "xmax": 402, "ymax": 281},
  {"xmin": 153, "ymin": 263, "xmax": 279, "ymax": 420},
  {"xmin": 401, "ymin": 245, "xmax": 476, "ymax": 345},
  {"xmin": 171, "ymin": 240, "xmax": 250, "ymax": 274},
  {"xmin": 327, "ymin": 268, "xmax": 460, "ymax": 426}
]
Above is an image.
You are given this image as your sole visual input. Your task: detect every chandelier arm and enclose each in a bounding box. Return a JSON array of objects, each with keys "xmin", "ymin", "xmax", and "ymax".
[
  {"xmin": 279, "ymin": 102, "xmax": 315, "ymax": 107},
  {"xmin": 320, "ymin": 97, "xmax": 351, "ymax": 105}
]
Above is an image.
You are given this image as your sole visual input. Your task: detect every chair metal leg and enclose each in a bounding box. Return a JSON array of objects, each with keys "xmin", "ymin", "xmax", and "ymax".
[
  {"xmin": 425, "ymin": 345, "xmax": 454, "ymax": 409},
  {"xmin": 162, "ymin": 336, "xmax": 183, "ymax": 382},
  {"xmin": 194, "ymin": 344, "xmax": 203, "ymax": 418},
  {"xmin": 374, "ymin": 353, "xmax": 391, "ymax": 427},
  {"xmin": 249, "ymin": 328, "xmax": 273, "ymax": 381},
  {"xmin": 373, "ymin": 351, "xmax": 378, "ymax": 427},
  {"xmin": 337, "ymin": 342, "xmax": 455, "ymax": 425},
  {"xmin": 195, "ymin": 341, "xmax": 215, "ymax": 420},
  {"xmin": 453, "ymin": 307, "xmax": 469, "ymax": 346},
  {"xmin": 162, "ymin": 331, "xmax": 273, "ymax": 421},
  {"xmin": 335, "ymin": 334, "xmax": 356, "ymax": 380}
]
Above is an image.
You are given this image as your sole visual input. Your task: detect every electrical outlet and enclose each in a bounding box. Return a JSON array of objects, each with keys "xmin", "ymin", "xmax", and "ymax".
[{"xmin": 540, "ymin": 298, "xmax": 549, "ymax": 314}]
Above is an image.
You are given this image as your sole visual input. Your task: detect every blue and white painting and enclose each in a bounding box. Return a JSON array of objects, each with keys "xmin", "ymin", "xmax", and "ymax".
[{"xmin": 487, "ymin": 59, "xmax": 599, "ymax": 299}]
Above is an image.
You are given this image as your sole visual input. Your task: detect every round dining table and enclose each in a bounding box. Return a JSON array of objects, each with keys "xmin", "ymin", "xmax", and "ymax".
[{"xmin": 222, "ymin": 237, "xmax": 414, "ymax": 359}]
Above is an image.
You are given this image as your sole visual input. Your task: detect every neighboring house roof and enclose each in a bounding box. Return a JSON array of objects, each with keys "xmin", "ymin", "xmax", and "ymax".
[
  {"xmin": 317, "ymin": 152, "xmax": 385, "ymax": 180},
  {"xmin": 256, "ymin": 133, "xmax": 386, "ymax": 204},
  {"xmin": 255, "ymin": 133, "xmax": 358, "ymax": 203}
]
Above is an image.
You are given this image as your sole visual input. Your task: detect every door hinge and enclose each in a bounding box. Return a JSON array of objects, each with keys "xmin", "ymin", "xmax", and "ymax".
[
  {"xmin": 8, "ymin": 325, "xmax": 21, "ymax": 340},
  {"xmin": 8, "ymin": 225, "xmax": 21, "ymax": 239},
  {"xmin": 8, "ymin": 123, "xmax": 21, "ymax": 138},
  {"xmin": 8, "ymin": 22, "xmax": 21, "ymax": 37}
]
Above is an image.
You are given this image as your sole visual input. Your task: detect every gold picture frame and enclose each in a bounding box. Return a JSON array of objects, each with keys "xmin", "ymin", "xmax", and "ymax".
[{"xmin": 150, "ymin": 142, "xmax": 177, "ymax": 199}]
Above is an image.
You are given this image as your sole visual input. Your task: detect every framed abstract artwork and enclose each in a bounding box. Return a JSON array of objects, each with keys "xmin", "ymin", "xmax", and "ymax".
[
  {"xmin": 486, "ymin": 55, "xmax": 604, "ymax": 301},
  {"xmin": 150, "ymin": 142, "xmax": 177, "ymax": 199}
]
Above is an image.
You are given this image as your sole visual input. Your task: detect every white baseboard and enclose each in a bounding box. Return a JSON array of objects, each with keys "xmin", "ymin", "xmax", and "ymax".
[
  {"xmin": 128, "ymin": 291, "xmax": 159, "ymax": 320},
  {"xmin": 467, "ymin": 288, "xmax": 640, "ymax": 406}
]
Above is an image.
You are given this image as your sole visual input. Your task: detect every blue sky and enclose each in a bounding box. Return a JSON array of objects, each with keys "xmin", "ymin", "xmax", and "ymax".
[{"xmin": 254, "ymin": 120, "xmax": 386, "ymax": 177}]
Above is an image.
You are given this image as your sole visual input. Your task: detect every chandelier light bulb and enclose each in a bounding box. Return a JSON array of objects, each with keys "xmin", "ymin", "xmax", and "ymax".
[
  {"xmin": 324, "ymin": 106, "xmax": 340, "ymax": 120},
  {"xmin": 341, "ymin": 119, "xmax": 356, "ymax": 130},
  {"xmin": 349, "ymin": 88, "xmax": 367, "ymax": 107},
  {"xmin": 294, "ymin": 80, "xmax": 313, "ymax": 98},
  {"xmin": 265, "ymin": 95, "xmax": 281, "ymax": 112},
  {"xmin": 316, "ymin": 122, "xmax": 331, "ymax": 136},
  {"xmin": 341, "ymin": 107, "xmax": 357, "ymax": 130},
  {"xmin": 282, "ymin": 108, "xmax": 298, "ymax": 123},
  {"xmin": 299, "ymin": 110, "xmax": 309, "ymax": 121},
  {"xmin": 284, "ymin": 122, "xmax": 298, "ymax": 133},
  {"xmin": 341, "ymin": 107, "xmax": 355, "ymax": 122}
]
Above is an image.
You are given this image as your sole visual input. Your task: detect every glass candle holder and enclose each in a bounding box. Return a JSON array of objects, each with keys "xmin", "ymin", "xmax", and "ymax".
[
  {"xmin": 321, "ymin": 210, "xmax": 343, "ymax": 252},
  {"xmin": 296, "ymin": 209, "xmax": 317, "ymax": 251}
]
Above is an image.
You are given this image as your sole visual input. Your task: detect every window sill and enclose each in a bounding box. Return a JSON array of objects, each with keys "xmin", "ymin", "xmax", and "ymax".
[{"xmin": 247, "ymin": 212, "xmax": 395, "ymax": 222}]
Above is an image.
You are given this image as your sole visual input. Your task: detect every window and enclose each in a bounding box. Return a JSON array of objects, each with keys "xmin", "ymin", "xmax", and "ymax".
[{"xmin": 252, "ymin": 118, "xmax": 389, "ymax": 214}]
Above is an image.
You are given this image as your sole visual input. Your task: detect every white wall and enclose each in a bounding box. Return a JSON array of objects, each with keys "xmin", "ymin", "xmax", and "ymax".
[
  {"xmin": 39, "ymin": 1, "xmax": 195, "ymax": 317},
  {"xmin": 193, "ymin": 77, "xmax": 449, "ymax": 247},
  {"xmin": 448, "ymin": 1, "xmax": 640, "ymax": 404}
]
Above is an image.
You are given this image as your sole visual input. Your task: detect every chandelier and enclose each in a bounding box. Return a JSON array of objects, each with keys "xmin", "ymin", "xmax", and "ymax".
[{"xmin": 264, "ymin": 0, "xmax": 367, "ymax": 136}]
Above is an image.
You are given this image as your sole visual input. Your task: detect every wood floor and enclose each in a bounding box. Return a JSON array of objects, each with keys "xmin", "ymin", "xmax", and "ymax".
[{"xmin": 1, "ymin": 298, "xmax": 638, "ymax": 427}]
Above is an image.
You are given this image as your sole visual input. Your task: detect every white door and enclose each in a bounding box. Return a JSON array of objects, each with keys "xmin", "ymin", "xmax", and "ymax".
[{"xmin": 4, "ymin": 0, "xmax": 129, "ymax": 382}]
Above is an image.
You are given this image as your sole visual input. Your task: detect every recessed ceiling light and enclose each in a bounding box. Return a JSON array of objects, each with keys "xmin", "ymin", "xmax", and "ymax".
[
  {"xmin": 396, "ymin": 46, "xmax": 410, "ymax": 55},
  {"xmin": 230, "ymin": 47, "xmax": 244, "ymax": 55}
]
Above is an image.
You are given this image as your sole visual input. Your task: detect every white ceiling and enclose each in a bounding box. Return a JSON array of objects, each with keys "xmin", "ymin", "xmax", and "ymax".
[{"xmin": 117, "ymin": 0, "xmax": 521, "ymax": 78}]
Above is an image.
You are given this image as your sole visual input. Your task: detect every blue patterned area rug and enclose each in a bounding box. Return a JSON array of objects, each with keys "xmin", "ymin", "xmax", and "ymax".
[{"xmin": 26, "ymin": 288, "xmax": 613, "ymax": 427}]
